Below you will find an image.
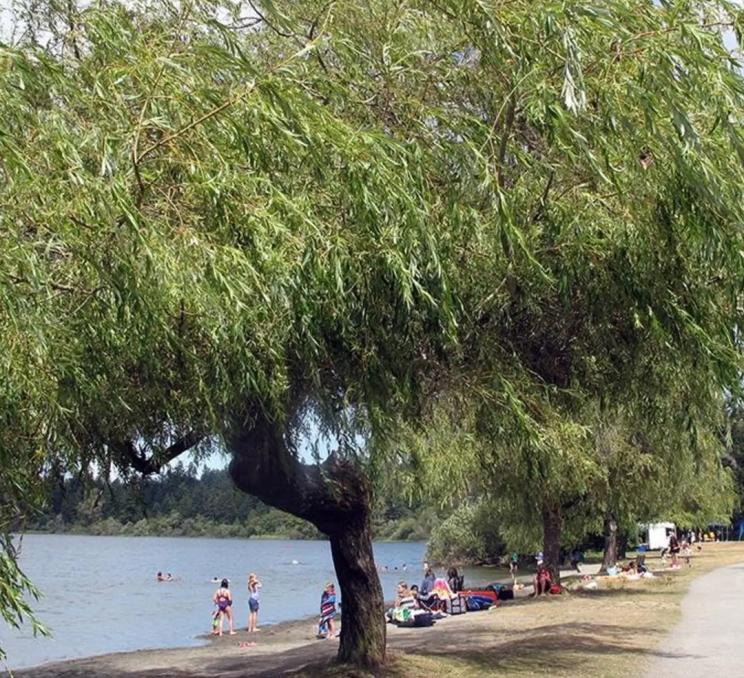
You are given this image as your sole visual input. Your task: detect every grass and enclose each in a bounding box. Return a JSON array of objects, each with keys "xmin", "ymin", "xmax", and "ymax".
[{"xmin": 298, "ymin": 542, "xmax": 744, "ymax": 678}]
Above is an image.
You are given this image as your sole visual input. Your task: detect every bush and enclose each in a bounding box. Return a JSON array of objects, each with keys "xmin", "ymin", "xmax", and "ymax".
[{"xmin": 426, "ymin": 500, "xmax": 505, "ymax": 565}]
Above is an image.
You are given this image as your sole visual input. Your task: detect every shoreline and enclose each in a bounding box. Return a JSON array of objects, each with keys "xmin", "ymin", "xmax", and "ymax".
[
  {"xmin": 9, "ymin": 613, "xmax": 330, "ymax": 677},
  {"xmin": 8, "ymin": 546, "xmax": 742, "ymax": 678},
  {"xmin": 4, "ymin": 565, "xmax": 587, "ymax": 675}
]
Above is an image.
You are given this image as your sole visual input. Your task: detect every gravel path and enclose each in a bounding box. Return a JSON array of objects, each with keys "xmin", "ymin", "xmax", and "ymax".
[{"xmin": 646, "ymin": 561, "xmax": 744, "ymax": 676}]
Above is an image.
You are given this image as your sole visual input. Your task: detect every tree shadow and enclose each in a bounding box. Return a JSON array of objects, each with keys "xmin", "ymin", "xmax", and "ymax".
[{"xmin": 379, "ymin": 621, "xmax": 701, "ymax": 676}]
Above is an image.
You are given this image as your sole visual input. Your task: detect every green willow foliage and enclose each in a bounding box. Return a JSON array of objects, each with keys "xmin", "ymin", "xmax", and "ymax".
[{"xmin": 2, "ymin": 0, "xmax": 744, "ymax": 646}]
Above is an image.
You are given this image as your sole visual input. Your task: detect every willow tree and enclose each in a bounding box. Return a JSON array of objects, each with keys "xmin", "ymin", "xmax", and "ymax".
[
  {"xmin": 358, "ymin": 0, "xmax": 744, "ymax": 579},
  {"xmin": 4, "ymin": 0, "xmax": 744, "ymax": 668},
  {"xmin": 0, "ymin": 0, "xmax": 458, "ymax": 665}
]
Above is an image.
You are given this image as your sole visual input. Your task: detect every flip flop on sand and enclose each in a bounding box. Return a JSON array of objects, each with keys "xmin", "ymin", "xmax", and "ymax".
[{"xmin": 238, "ymin": 641, "xmax": 257, "ymax": 648}]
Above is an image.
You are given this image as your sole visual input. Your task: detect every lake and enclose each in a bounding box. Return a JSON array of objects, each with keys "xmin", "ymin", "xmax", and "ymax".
[{"xmin": 0, "ymin": 534, "xmax": 495, "ymax": 670}]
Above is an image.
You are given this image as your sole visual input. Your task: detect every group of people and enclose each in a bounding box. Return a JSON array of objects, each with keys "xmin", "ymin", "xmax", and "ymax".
[
  {"xmin": 662, "ymin": 532, "xmax": 696, "ymax": 568},
  {"xmin": 390, "ymin": 565, "xmax": 464, "ymax": 617},
  {"xmin": 210, "ymin": 575, "xmax": 338, "ymax": 639},
  {"xmin": 210, "ymin": 573, "xmax": 262, "ymax": 636}
]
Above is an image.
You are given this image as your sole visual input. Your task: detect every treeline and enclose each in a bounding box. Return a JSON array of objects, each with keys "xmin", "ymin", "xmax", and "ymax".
[{"xmin": 30, "ymin": 463, "xmax": 437, "ymax": 542}]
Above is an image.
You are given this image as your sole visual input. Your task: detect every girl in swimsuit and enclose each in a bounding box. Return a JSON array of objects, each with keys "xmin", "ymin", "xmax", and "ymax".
[{"xmin": 213, "ymin": 578, "xmax": 236, "ymax": 636}]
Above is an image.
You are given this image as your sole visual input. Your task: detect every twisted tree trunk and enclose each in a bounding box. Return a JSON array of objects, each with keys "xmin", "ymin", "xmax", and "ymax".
[{"xmin": 227, "ymin": 416, "xmax": 386, "ymax": 668}]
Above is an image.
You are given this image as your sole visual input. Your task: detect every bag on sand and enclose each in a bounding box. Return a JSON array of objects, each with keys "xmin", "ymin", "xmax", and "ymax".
[{"xmin": 448, "ymin": 595, "xmax": 467, "ymax": 615}]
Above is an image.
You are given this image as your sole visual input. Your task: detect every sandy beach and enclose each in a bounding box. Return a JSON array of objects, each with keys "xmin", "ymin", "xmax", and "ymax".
[{"xmin": 10, "ymin": 614, "xmax": 340, "ymax": 677}]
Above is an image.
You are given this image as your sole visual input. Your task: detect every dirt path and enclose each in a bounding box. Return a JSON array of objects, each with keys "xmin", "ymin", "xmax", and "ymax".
[{"xmin": 646, "ymin": 561, "xmax": 744, "ymax": 676}]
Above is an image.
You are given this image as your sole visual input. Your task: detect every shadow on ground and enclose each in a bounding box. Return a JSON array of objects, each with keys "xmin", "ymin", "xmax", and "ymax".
[{"xmin": 20, "ymin": 618, "xmax": 703, "ymax": 678}]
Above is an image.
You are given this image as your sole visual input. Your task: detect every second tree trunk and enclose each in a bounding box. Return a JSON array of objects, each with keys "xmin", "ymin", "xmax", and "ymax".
[{"xmin": 542, "ymin": 502, "xmax": 563, "ymax": 583}]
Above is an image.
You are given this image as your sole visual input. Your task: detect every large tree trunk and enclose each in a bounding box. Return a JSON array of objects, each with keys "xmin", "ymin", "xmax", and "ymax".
[
  {"xmin": 330, "ymin": 517, "xmax": 386, "ymax": 666},
  {"xmin": 600, "ymin": 512, "xmax": 618, "ymax": 574},
  {"xmin": 227, "ymin": 415, "xmax": 386, "ymax": 668},
  {"xmin": 542, "ymin": 502, "xmax": 562, "ymax": 583}
]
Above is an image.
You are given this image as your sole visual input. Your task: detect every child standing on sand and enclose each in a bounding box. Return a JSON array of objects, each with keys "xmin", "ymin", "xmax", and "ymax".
[
  {"xmin": 212, "ymin": 579, "xmax": 236, "ymax": 636},
  {"xmin": 247, "ymin": 573, "xmax": 261, "ymax": 632},
  {"xmin": 319, "ymin": 583, "xmax": 337, "ymax": 639}
]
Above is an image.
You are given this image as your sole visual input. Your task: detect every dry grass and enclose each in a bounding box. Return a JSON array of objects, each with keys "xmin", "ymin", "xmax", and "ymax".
[{"xmin": 298, "ymin": 542, "xmax": 744, "ymax": 678}]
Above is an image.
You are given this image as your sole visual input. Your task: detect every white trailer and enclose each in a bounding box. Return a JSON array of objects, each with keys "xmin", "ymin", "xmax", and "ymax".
[{"xmin": 643, "ymin": 522, "xmax": 676, "ymax": 550}]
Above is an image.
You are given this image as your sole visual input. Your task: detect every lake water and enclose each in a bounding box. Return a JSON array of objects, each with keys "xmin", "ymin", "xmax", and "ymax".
[{"xmin": 0, "ymin": 534, "xmax": 494, "ymax": 671}]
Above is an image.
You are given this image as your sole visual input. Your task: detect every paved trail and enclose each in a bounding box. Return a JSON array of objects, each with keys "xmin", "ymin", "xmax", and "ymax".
[{"xmin": 647, "ymin": 561, "xmax": 744, "ymax": 676}]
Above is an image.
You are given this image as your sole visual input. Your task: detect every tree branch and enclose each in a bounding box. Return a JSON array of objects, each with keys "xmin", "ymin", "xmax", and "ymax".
[
  {"xmin": 112, "ymin": 432, "xmax": 202, "ymax": 475},
  {"xmin": 228, "ymin": 414, "xmax": 369, "ymax": 535}
]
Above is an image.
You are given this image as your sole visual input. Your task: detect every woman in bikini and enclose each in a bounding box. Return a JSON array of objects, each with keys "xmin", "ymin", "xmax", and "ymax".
[{"xmin": 212, "ymin": 578, "xmax": 236, "ymax": 636}]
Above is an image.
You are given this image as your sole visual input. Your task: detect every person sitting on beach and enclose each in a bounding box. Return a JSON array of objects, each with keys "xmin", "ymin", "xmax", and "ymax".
[
  {"xmin": 247, "ymin": 573, "xmax": 261, "ymax": 632},
  {"xmin": 410, "ymin": 584, "xmax": 436, "ymax": 612},
  {"xmin": 319, "ymin": 582, "xmax": 337, "ymax": 639},
  {"xmin": 420, "ymin": 567, "xmax": 436, "ymax": 597},
  {"xmin": 447, "ymin": 567, "xmax": 463, "ymax": 593},
  {"xmin": 395, "ymin": 582, "xmax": 417, "ymax": 609},
  {"xmin": 532, "ymin": 564, "xmax": 552, "ymax": 596},
  {"xmin": 622, "ymin": 560, "xmax": 637, "ymax": 574},
  {"xmin": 157, "ymin": 571, "xmax": 165, "ymax": 582},
  {"xmin": 212, "ymin": 578, "xmax": 236, "ymax": 636}
]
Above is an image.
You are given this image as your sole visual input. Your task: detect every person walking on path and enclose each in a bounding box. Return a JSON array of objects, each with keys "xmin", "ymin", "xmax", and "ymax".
[
  {"xmin": 509, "ymin": 552, "xmax": 519, "ymax": 584},
  {"xmin": 212, "ymin": 578, "xmax": 236, "ymax": 636},
  {"xmin": 669, "ymin": 533, "xmax": 681, "ymax": 568},
  {"xmin": 247, "ymin": 573, "xmax": 261, "ymax": 632}
]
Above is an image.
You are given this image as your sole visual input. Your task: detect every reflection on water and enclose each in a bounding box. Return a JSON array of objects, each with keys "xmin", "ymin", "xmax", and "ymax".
[{"xmin": 0, "ymin": 534, "xmax": 494, "ymax": 670}]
